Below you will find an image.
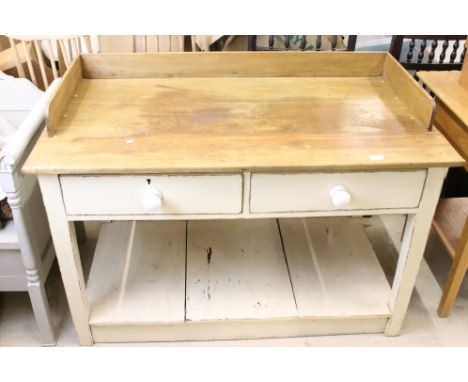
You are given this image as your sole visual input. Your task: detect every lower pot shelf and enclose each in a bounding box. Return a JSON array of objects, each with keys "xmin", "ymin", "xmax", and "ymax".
[{"xmin": 86, "ymin": 217, "xmax": 392, "ymax": 342}]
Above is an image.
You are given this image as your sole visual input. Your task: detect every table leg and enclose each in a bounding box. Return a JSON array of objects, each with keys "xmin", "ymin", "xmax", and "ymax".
[
  {"xmin": 38, "ymin": 175, "xmax": 93, "ymax": 345},
  {"xmin": 438, "ymin": 218, "xmax": 468, "ymax": 317},
  {"xmin": 386, "ymin": 168, "xmax": 447, "ymax": 336}
]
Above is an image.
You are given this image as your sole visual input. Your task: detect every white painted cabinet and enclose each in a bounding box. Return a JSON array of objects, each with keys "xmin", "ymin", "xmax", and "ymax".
[{"xmin": 37, "ymin": 166, "xmax": 447, "ymax": 344}]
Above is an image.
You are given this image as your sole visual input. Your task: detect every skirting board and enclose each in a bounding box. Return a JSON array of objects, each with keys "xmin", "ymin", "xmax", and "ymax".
[{"xmin": 91, "ymin": 316, "xmax": 389, "ymax": 343}]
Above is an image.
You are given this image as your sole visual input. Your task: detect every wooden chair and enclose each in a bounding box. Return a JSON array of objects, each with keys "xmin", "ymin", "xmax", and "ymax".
[
  {"xmin": 5, "ymin": 36, "xmax": 92, "ymax": 90},
  {"xmin": 422, "ymin": 42, "xmax": 468, "ymax": 317},
  {"xmin": 247, "ymin": 35, "xmax": 357, "ymax": 51},
  {"xmin": 389, "ymin": 35, "xmax": 466, "ymax": 72}
]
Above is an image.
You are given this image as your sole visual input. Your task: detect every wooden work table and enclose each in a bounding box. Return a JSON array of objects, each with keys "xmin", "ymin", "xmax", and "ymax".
[
  {"xmin": 23, "ymin": 52, "xmax": 462, "ymax": 345},
  {"xmin": 418, "ymin": 69, "xmax": 468, "ymax": 317}
]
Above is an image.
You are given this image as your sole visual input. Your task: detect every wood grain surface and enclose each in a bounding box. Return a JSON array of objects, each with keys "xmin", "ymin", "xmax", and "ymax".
[
  {"xmin": 383, "ymin": 54, "xmax": 435, "ymax": 129},
  {"xmin": 434, "ymin": 102, "xmax": 468, "ymax": 165},
  {"xmin": 433, "ymin": 198, "xmax": 468, "ymax": 258},
  {"xmin": 46, "ymin": 57, "xmax": 82, "ymax": 135},
  {"xmin": 279, "ymin": 217, "xmax": 391, "ymax": 317},
  {"xmin": 418, "ymin": 71, "xmax": 468, "ymax": 127},
  {"xmin": 186, "ymin": 219, "xmax": 297, "ymax": 321},
  {"xmin": 87, "ymin": 221, "xmax": 186, "ymax": 325},
  {"xmin": 81, "ymin": 51, "xmax": 386, "ymax": 78},
  {"xmin": 24, "ymin": 73, "xmax": 462, "ymax": 174}
]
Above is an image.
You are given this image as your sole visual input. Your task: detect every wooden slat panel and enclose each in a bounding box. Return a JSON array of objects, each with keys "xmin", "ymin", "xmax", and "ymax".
[
  {"xmin": 58, "ymin": 40, "xmax": 70, "ymax": 68},
  {"xmin": 146, "ymin": 36, "xmax": 159, "ymax": 52},
  {"xmin": 90, "ymin": 316, "xmax": 389, "ymax": 342},
  {"xmin": 83, "ymin": 36, "xmax": 92, "ymax": 53},
  {"xmin": 279, "ymin": 217, "xmax": 391, "ymax": 317},
  {"xmin": 433, "ymin": 198, "xmax": 468, "ymax": 258},
  {"xmin": 156, "ymin": 36, "xmax": 172, "ymax": 52},
  {"xmin": 33, "ymin": 40, "xmax": 49, "ymax": 88},
  {"xmin": 88, "ymin": 221, "xmax": 186, "ymax": 325},
  {"xmin": 81, "ymin": 52, "xmax": 387, "ymax": 78},
  {"xmin": 186, "ymin": 219, "xmax": 297, "ymax": 321},
  {"xmin": 7, "ymin": 39, "xmax": 26, "ymax": 77},
  {"xmin": 98, "ymin": 36, "xmax": 135, "ymax": 53},
  {"xmin": 383, "ymin": 54, "xmax": 435, "ymax": 130},
  {"xmin": 46, "ymin": 56, "xmax": 82, "ymax": 136},
  {"xmin": 21, "ymin": 41, "xmax": 37, "ymax": 86},
  {"xmin": 46, "ymin": 40, "xmax": 58, "ymax": 79}
]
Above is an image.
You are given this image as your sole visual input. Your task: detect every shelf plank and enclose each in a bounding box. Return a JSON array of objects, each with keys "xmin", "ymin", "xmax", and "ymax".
[
  {"xmin": 88, "ymin": 218, "xmax": 393, "ymax": 341},
  {"xmin": 186, "ymin": 219, "xmax": 297, "ymax": 321},
  {"xmin": 432, "ymin": 198, "xmax": 468, "ymax": 258},
  {"xmin": 279, "ymin": 217, "xmax": 391, "ymax": 317},
  {"xmin": 88, "ymin": 221, "xmax": 186, "ymax": 324},
  {"xmin": 0, "ymin": 220, "xmax": 20, "ymax": 250}
]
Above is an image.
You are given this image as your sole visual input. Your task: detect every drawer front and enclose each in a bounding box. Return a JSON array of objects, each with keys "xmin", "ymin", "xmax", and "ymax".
[
  {"xmin": 250, "ymin": 171, "xmax": 427, "ymax": 213},
  {"xmin": 61, "ymin": 174, "xmax": 243, "ymax": 216}
]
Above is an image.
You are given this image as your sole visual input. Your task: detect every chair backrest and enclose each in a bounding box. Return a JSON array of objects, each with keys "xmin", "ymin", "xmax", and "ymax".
[
  {"xmin": 389, "ymin": 35, "xmax": 467, "ymax": 71},
  {"xmin": 247, "ymin": 35, "xmax": 357, "ymax": 51},
  {"xmin": 7, "ymin": 36, "xmax": 92, "ymax": 90}
]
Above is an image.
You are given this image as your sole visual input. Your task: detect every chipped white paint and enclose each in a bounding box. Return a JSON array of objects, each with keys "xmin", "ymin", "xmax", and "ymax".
[{"xmin": 186, "ymin": 219, "xmax": 297, "ymax": 322}]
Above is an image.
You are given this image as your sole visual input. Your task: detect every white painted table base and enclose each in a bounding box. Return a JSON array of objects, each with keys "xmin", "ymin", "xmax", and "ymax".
[{"xmin": 38, "ymin": 168, "xmax": 447, "ymax": 345}]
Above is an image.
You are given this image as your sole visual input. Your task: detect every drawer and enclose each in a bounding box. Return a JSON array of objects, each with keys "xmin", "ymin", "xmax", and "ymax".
[
  {"xmin": 60, "ymin": 174, "xmax": 243, "ymax": 216},
  {"xmin": 250, "ymin": 170, "xmax": 427, "ymax": 213}
]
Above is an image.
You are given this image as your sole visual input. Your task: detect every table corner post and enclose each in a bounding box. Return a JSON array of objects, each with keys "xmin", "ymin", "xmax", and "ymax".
[
  {"xmin": 38, "ymin": 174, "xmax": 94, "ymax": 345},
  {"xmin": 385, "ymin": 167, "xmax": 447, "ymax": 336}
]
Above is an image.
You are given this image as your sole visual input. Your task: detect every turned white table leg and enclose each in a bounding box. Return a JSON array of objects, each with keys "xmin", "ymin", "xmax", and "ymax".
[
  {"xmin": 7, "ymin": 188, "xmax": 56, "ymax": 345},
  {"xmin": 38, "ymin": 175, "xmax": 93, "ymax": 345},
  {"xmin": 386, "ymin": 167, "xmax": 447, "ymax": 336}
]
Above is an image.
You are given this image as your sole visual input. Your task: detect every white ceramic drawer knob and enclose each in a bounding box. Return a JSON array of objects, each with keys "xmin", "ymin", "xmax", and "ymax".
[
  {"xmin": 142, "ymin": 187, "xmax": 162, "ymax": 211},
  {"xmin": 330, "ymin": 185, "xmax": 351, "ymax": 208}
]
